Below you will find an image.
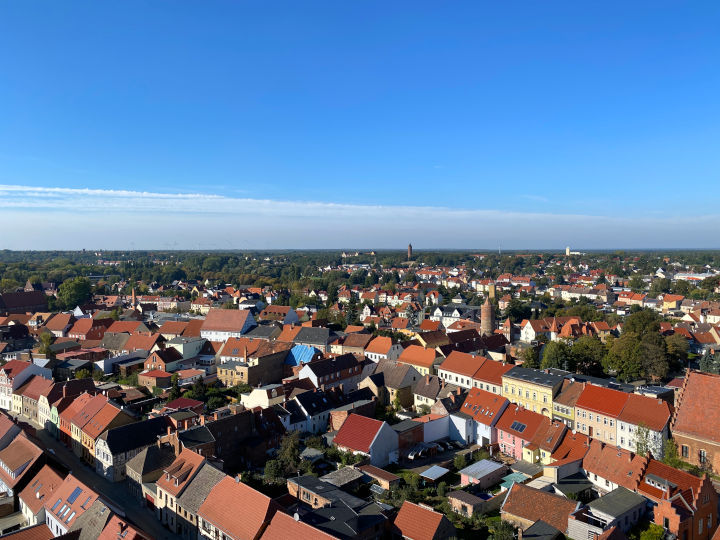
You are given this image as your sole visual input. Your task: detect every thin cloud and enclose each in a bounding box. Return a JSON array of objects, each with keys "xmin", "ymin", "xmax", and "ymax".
[{"xmin": 0, "ymin": 184, "xmax": 718, "ymax": 250}]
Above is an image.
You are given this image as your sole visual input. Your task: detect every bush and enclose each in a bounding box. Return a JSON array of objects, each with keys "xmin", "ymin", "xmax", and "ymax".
[
  {"xmin": 437, "ymin": 481, "xmax": 447, "ymax": 497},
  {"xmin": 454, "ymin": 453, "xmax": 466, "ymax": 470}
]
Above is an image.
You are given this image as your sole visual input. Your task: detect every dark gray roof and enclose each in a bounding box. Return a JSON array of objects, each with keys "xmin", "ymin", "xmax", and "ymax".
[
  {"xmin": 522, "ymin": 520, "xmax": 563, "ymax": 540},
  {"xmin": 320, "ymin": 467, "xmax": 365, "ymax": 487},
  {"xmin": 99, "ymin": 332, "xmax": 131, "ymax": 351},
  {"xmin": 331, "ymin": 399, "xmax": 374, "ymax": 413},
  {"xmin": 126, "ymin": 444, "xmax": 176, "ymax": 476},
  {"xmin": 447, "ymin": 490, "xmax": 485, "ymax": 506},
  {"xmin": 293, "ymin": 327, "xmax": 331, "ymax": 345},
  {"xmin": 587, "ymin": 487, "xmax": 646, "ymax": 517},
  {"xmin": 99, "ymin": 416, "xmax": 168, "ymax": 455},
  {"xmin": 288, "ymin": 475, "xmax": 366, "ymax": 509},
  {"xmin": 391, "ymin": 419, "xmax": 421, "ymax": 433},
  {"xmin": 299, "ymin": 500, "xmax": 387, "ymax": 539},
  {"xmin": 303, "ymin": 353, "xmax": 358, "ymax": 377},
  {"xmin": 68, "ymin": 499, "xmax": 112, "ymax": 540},
  {"xmin": 295, "ymin": 391, "xmax": 334, "ymax": 415},
  {"xmin": 245, "ymin": 325, "xmax": 280, "ymax": 339},
  {"xmin": 178, "ymin": 425, "xmax": 215, "ymax": 448},
  {"xmin": 504, "ymin": 366, "xmax": 564, "ymax": 387},
  {"xmin": 176, "ymin": 462, "xmax": 226, "ymax": 513},
  {"xmin": 510, "ymin": 460, "xmax": 543, "ymax": 476}
]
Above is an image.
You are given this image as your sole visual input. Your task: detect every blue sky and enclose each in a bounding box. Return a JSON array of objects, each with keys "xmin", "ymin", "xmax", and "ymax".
[{"xmin": 1, "ymin": 2, "xmax": 719, "ymax": 249}]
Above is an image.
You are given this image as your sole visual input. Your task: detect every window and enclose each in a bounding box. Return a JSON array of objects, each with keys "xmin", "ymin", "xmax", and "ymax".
[
  {"xmin": 681, "ymin": 445, "xmax": 689, "ymax": 458},
  {"xmin": 699, "ymin": 518, "xmax": 703, "ymax": 534},
  {"xmin": 700, "ymin": 449, "xmax": 707, "ymax": 464}
]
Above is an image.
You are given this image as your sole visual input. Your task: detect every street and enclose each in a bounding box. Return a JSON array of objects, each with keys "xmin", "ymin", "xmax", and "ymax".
[{"xmin": 12, "ymin": 414, "xmax": 180, "ymax": 540}]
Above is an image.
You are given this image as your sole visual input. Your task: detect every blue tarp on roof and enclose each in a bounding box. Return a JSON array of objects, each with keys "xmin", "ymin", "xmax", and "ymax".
[{"xmin": 285, "ymin": 345, "xmax": 320, "ymax": 366}]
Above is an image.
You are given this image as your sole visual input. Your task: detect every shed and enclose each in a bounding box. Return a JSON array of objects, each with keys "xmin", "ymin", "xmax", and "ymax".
[
  {"xmin": 458, "ymin": 459, "xmax": 508, "ymax": 488},
  {"xmin": 420, "ymin": 465, "xmax": 450, "ymax": 484}
]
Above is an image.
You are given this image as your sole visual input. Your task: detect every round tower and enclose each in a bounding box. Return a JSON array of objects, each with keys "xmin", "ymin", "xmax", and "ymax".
[
  {"xmin": 481, "ymin": 297, "xmax": 495, "ymax": 337},
  {"xmin": 407, "ymin": 243, "xmax": 413, "ymax": 260}
]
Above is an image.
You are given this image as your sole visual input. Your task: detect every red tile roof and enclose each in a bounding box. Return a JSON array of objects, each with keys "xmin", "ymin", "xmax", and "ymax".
[
  {"xmin": 502, "ymin": 482, "xmax": 578, "ymax": 533},
  {"xmin": 201, "ymin": 308, "xmax": 253, "ymax": 332},
  {"xmin": 365, "ymin": 336, "xmax": 394, "ymax": 355},
  {"xmin": 394, "ymin": 501, "xmax": 451, "ymax": 540},
  {"xmin": 459, "ymin": 388, "xmax": 508, "ymax": 426},
  {"xmin": 156, "ymin": 448, "xmax": 205, "ymax": 497},
  {"xmin": 582, "ymin": 440, "xmax": 647, "ymax": 490},
  {"xmin": 199, "ymin": 476, "xmax": 279, "ymax": 539},
  {"xmin": 0, "ymin": 524, "xmax": 54, "ymax": 540},
  {"xmin": 165, "ymin": 397, "xmax": 204, "ymax": 410},
  {"xmin": 673, "ymin": 370, "xmax": 720, "ymax": 443},
  {"xmin": 618, "ymin": 393, "xmax": 671, "ymax": 431},
  {"xmin": 438, "ymin": 351, "xmax": 486, "ymax": 378},
  {"xmin": 0, "ymin": 360, "xmax": 32, "ymax": 379},
  {"xmin": 333, "ymin": 413, "xmax": 385, "ymax": 453},
  {"xmin": 575, "ymin": 384, "xmax": 629, "ymax": 417},
  {"xmin": 398, "ymin": 345, "xmax": 437, "ymax": 369},
  {"xmin": 96, "ymin": 514, "xmax": 149, "ymax": 540},
  {"xmin": 19, "ymin": 464, "xmax": 64, "ymax": 516},
  {"xmin": 495, "ymin": 405, "xmax": 547, "ymax": 441},
  {"xmin": 637, "ymin": 459, "xmax": 702, "ymax": 502},
  {"xmin": 43, "ymin": 474, "xmax": 99, "ymax": 531},
  {"xmin": 472, "ymin": 358, "xmax": 514, "ymax": 386},
  {"xmin": 262, "ymin": 510, "xmax": 335, "ymax": 540},
  {"xmin": 0, "ymin": 434, "xmax": 44, "ymax": 488}
]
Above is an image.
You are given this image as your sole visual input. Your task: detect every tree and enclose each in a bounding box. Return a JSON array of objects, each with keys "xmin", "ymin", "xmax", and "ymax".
[
  {"xmin": 491, "ymin": 520, "xmax": 516, "ymax": 540},
  {"xmin": 663, "ymin": 439, "xmax": 681, "ymax": 468},
  {"xmin": 665, "ymin": 333, "xmax": 689, "ymax": 368},
  {"xmin": 624, "ymin": 309, "xmax": 661, "ymax": 338},
  {"xmin": 437, "ymin": 481, "xmax": 447, "ymax": 497},
  {"xmin": 168, "ymin": 373, "xmax": 181, "ymax": 401},
  {"xmin": 521, "ymin": 347, "xmax": 540, "ymax": 369},
  {"xmin": 699, "ymin": 351, "xmax": 720, "ymax": 374},
  {"xmin": 0, "ymin": 278, "xmax": 21, "ymax": 293},
  {"xmin": 603, "ymin": 333, "xmax": 643, "ymax": 381},
  {"xmin": 640, "ymin": 332, "xmax": 669, "ymax": 382},
  {"xmin": 635, "ymin": 423, "xmax": 651, "ymax": 457},
  {"xmin": 264, "ymin": 459, "xmax": 283, "ymax": 483},
  {"xmin": 541, "ymin": 340, "xmax": 574, "ymax": 371},
  {"xmin": 628, "ymin": 275, "xmax": 646, "ymax": 292},
  {"xmin": 571, "ymin": 336, "xmax": 606, "ymax": 376},
  {"xmin": 92, "ymin": 368, "xmax": 105, "ymax": 381},
  {"xmin": 639, "ymin": 524, "xmax": 665, "ymax": 540},
  {"xmin": 57, "ymin": 277, "xmax": 92, "ymax": 310},
  {"xmin": 454, "ymin": 453, "xmax": 466, "ymax": 471},
  {"xmin": 191, "ymin": 379, "xmax": 206, "ymax": 401},
  {"xmin": 37, "ymin": 332, "xmax": 55, "ymax": 359},
  {"xmin": 207, "ymin": 395, "xmax": 226, "ymax": 410},
  {"xmin": 278, "ymin": 431, "xmax": 301, "ymax": 474},
  {"xmin": 74, "ymin": 368, "xmax": 90, "ymax": 380}
]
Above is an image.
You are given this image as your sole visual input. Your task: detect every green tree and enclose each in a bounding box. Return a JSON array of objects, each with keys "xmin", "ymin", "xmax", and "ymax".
[
  {"xmin": 521, "ymin": 347, "xmax": 540, "ymax": 369},
  {"xmin": 92, "ymin": 368, "xmax": 105, "ymax": 381},
  {"xmin": 74, "ymin": 368, "xmax": 90, "ymax": 380},
  {"xmin": 639, "ymin": 524, "xmax": 665, "ymax": 540},
  {"xmin": 437, "ymin": 481, "xmax": 447, "ymax": 497},
  {"xmin": 663, "ymin": 439, "xmax": 681, "ymax": 468},
  {"xmin": 168, "ymin": 373, "xmax": 181, "ymax": 401},
  {"xmin": 635, "ymin": 423, "xmax": 651, "ymax": 456},
  {"xmin": 453, "ymin": 453, "xmax": 466, "ymax": 471},
  {"xmin": 491, "ymin": 520, "xmax": 516, "ymax": 540},
  {"xmin": 57, "ymin": 277, "xmax": 92, "ymax": 309},
  {"xmin": 699, "ymin": 351, "xmax": 720, "ymax": 374},
  {"xmin": 37, "ymin": 332, "xmax": 55, "ymax": 359},
  {"xmin": 207, "ymin": 395, "xmax": 226, "ymax": 410},
  {"xmin": 603, "ymin": 333, "xmax": 643, "ymax": 381},
  {"xmin": 0, "ymin": 278, "xmax": 21, "ymax": 293},
  {"xmin": 629, "ymin": 275, "xmax": 646, "ymax": 292},
  {"xmin": 665, "ymin": 333, "xmax": 689, "ymax": 368},
  {"xmin": 624, "ymin": 309, "xmax": 661, "ymax": 338},
  {"xmin": 571, "ymin": 336, "xmax": 606, "ymax": 376},
  {"xmin": 264, "ymin": 459, "xmax": 283, "ymax": 483},
  {"xmin": 541, "ymin": 340, "xmax": 574, "ymax": 371},
  {"xmin": 278, "ymin": 431, "xmax": 301, "ymax": 474}
]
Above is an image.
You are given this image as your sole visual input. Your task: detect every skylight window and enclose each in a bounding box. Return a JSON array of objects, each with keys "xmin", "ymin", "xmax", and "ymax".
[{"xmin": 51, "ymin": 498, "xmax": 62, "ymax": 512}]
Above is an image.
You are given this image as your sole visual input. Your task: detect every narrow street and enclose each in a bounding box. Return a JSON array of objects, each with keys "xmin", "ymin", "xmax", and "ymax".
[{"xmin": 12, "ymin": 414, "xmax": 180, "ymax": 540}]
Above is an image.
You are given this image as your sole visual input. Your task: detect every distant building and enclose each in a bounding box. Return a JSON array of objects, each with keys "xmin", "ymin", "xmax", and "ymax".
[{"xmin": 408, "ymin": 243, "xmax": 413, "ymax": 260}]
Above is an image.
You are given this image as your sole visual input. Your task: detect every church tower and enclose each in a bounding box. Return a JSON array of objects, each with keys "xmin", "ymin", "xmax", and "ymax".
[{"xmin": 481, "ymin": 297, "xmax": 495, "ymax": 337}]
